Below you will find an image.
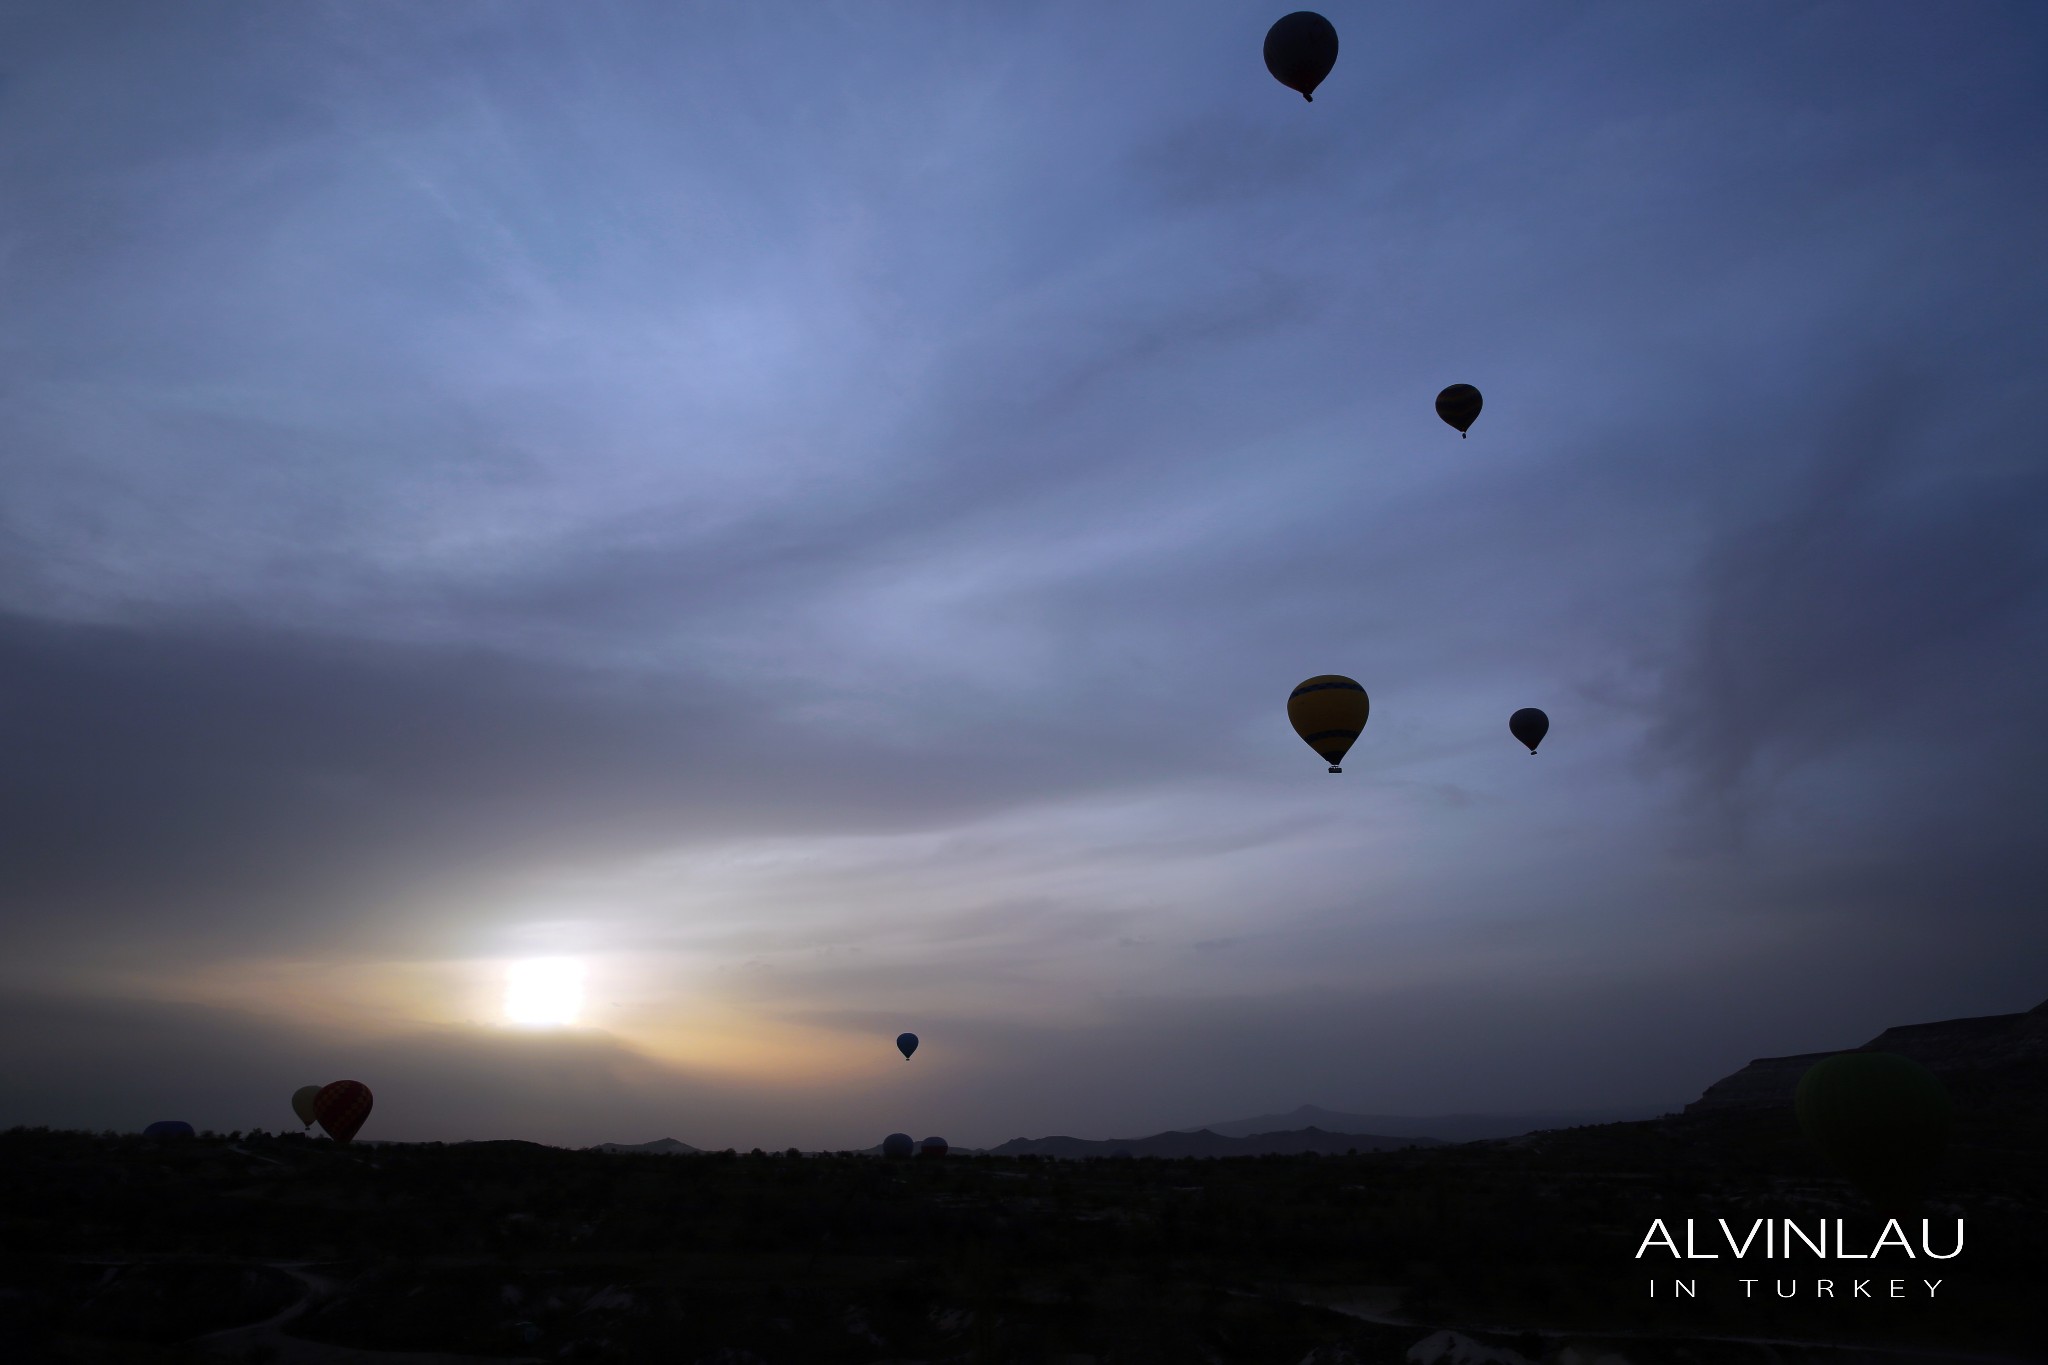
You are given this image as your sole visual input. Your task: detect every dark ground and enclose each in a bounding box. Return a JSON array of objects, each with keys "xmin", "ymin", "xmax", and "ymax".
[{"xmin": 1, "ymin": 1110, "xmax": 2041, "ymax": 1365}]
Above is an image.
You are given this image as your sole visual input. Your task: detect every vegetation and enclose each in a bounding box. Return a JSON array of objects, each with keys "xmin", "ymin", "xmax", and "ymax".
[{"xmin": 0, "ymin": 1118, "xmax": 2039, "ymax": 1363}]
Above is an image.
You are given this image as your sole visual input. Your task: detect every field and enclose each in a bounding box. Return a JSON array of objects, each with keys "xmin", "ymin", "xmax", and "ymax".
[{"xmin": 2, "ymin": 1116, "xmax": 2042, "ymax": 1365}]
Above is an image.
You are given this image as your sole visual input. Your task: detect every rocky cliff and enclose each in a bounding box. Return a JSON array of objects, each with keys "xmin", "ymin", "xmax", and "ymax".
[{"xmin": 1684, "ymin": 998, "xmax": 2047, "ymax": 1114}]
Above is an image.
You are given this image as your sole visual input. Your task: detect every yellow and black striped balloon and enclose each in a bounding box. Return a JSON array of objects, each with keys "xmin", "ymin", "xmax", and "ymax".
[
  {"xmin": 1288, "ymin": 675, "xmax": 1369, "ymax": 773},
  {"xmin": 1435, "ymin": 383, "xmax": 1482, "ymax": 436}
]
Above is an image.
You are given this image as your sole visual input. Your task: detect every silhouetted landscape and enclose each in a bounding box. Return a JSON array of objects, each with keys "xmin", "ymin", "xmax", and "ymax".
[
  {"xmin": 1195, "ymin": 1107, "xmax": 1681, "ymax": 1145},
  {"xmin": 5, "ymin": 999, "xmax": 2042, "ymax": 1363},
  {"xmin": 982, "ymin": 1127, "xmax": 1441, "ymax": 1159}
]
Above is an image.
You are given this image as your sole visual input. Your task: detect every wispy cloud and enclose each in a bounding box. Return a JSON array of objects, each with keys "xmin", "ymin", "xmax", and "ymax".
[{"xmin": 1, "ymin": 1, "xmax": 2043, "ymax": 1140}]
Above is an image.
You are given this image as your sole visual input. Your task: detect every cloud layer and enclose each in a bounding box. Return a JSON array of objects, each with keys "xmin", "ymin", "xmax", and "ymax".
[{"xmin": 2, "ymin": 2, "xmax": 2044, "ymax": 1147}]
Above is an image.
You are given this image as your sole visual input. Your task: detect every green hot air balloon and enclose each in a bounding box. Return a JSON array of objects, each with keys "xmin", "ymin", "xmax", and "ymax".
[
  {"xmin": 1795, "ymin": 1051, "xmax": 1951, "ymax": 1213},
  {"xmin": 1435, "ymin": 384, "xmax": 1482, "ymax": 437},
  {"xmin": 1289, "ymin": 675, "xmax": 1369, "ymax": 773},
  {"xmin": 1264, "ymin": 12, "xmax": 1338, "ymax": 102},
  {"xmin": 291, "ymin": 1085, "xmax": 322, "ymax": 1129}
]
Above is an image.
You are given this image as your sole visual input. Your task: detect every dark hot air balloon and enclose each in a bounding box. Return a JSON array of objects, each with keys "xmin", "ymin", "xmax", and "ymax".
[
  {"xmin": 1264, "ymin": 12, "xmax": 1338, "ymax": 102},
  {"xmin": 1435, "ymin": 384, "xmax": 1482, "ymax": 437},
  {"xmin": 1509, "ymin": 708, "xmax": 1549, "ymax": 754},
  {"xmin": 143, "ymin": 1120, "xmax": 195, "ymax": 1139},
  {"xmin": 881, "ymin": 1132, "xmax": 915, "ymax": 1160},
  {"xmin": 896, "ymin": 1032, "xmax": 918, "ymax": 1060},
  {"xmin": 918, "ymin": 1135, "xmax": 949, "ymax": 1159},
  {"xmin": 1795, "ymin": 1052, "xmax": 1950, "ymax": 1215},
  {"xmin": 313, "ymin": 1079, "xmax": 374, "ymax": 1145},
  {"xmin": 1288, "ymin": 675, "xmax": 1369, "ymax": 773}
]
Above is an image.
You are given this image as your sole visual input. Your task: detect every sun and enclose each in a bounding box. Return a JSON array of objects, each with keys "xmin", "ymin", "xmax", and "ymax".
[{"xmin": 504, "ymin": 958, "xmax": 585, "ymax": 1026}]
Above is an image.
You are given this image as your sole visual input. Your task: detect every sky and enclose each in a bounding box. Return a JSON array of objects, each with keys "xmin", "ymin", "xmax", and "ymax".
[{"xmin": 1, "ymin": 1, "xmax": 2044, "ymax": 1151}]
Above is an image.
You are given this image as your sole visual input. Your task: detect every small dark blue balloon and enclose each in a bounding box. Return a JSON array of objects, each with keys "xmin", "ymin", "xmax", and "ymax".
[
  {"xmin": 1264, "ymin": 12, "xmax": 1339, "ymax": 102},
  {"xmin": 144, "ymin": 1120, "xmax": 195, "ymax": 1139},
  {"xmin": 881, "ymin": 1132, "xmax": 914, "ymax": 1159},
  {"xmin": 918, "ymin": 1135, "xmax": 949, "ymax": 1159},
  {"xmin": 896, "ymin": 1032, "xmax": 918, "ymax": 1060},
  {"xmin": 1509, "ymin": 707, "xmax": 1550, "ymax": 754}
]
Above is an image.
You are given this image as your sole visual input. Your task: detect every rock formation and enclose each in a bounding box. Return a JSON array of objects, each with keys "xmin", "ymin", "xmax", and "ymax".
[{"xmin": 1684, "ymin": 998, "xmax": 2047, "ymax": 1115}]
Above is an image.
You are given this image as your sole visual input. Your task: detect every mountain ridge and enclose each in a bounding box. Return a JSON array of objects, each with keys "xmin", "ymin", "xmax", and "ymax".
[
  {"xmin": 588, "ymin": 1137, "xmax": 703, "ymax": 1155},
  {"xmin": 1191, "ymin": 1102, "xmax": 1680, "ymax": 1143},
  {"xmin": 985, "ymin": 1125, "xmax": 1439, "ymax": 1159},
  {"xmin": 1685, "ymin": 998, "xmax": 2048, "ymax": 1114}
]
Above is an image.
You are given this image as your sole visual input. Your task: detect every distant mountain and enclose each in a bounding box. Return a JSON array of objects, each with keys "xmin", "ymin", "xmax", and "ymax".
[
  {"xmin": 1685, "ymin": 997, "xmax": 2048, "ymax": 1115},
  {"xmin": 588, "ymin": 1137, "xmax": 703, "ymax": 1155},
  {"xmin": 855, "ymin": 1142, "xmax": 986, "ymax": 1157},
  {"xmin": 985, "ymin": 1126, "xmax": 1438, "ymax": 1159},
  {"xmin": 1194, "ymin": 1103, "xmax": 1681, "ymax": 1144}
]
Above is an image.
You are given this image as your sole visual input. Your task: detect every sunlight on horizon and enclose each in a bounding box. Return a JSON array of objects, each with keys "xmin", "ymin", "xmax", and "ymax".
[{"xmin": 505, "ymin": 958, "xmax": 585, "ymax": 1027}]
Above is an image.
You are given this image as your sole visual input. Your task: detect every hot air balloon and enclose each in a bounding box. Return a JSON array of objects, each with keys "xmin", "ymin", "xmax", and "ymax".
[
  {"xmin": 1795, "ymin": 1052, "xmax": 1950, "ymax": 1214},
  {"xmin": 143, "ymin": 1120, "xmax": 195, "ymax": 1139},
  {"xmin": 896, "ymin": 1032, "xmax": 918, "ymax": 1061},
  {"xmin": 1288, "ymin": 675, "xmax": 1369, "ymax": 773},
  {"xmin": 1435, "ymin": 384, "xmax": 1482, "ymax": 437},
  {"xmin": 313, "ymin": 1079, "xmax": 374, "ymax": 1145},
  {"xmin": 1509, "ymin": 708, "xmax": 1549, "ymax": 754},
  {"xmin": 291, "ymin": 1085, "xmax": 321, "ymax": 1129},
  {"xmin": 918, "ymin": 1136, "xmax": 949, "ymax": 1159},
  {"xmin": 881, "ymin": 1132, "xmax": 915, "ymax": 1160},
  {"xmin": 1264, "ymin": 12, "xmax": 1339, "ymax": 102}
]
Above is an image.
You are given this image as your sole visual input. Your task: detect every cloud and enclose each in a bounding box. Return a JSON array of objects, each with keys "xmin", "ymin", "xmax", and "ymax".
[
  {"xmin": 0, "ymin": 988, "xmax": 717, "ymax": 1147},
  {"xmin": 0, "ymin": 606, "xmax": 1253, "ymax": 966},
  {"xmin": 1646, "ymin": 358, "xmax": 2048, "ymax": 845},
  {"xmin": 0, "ymin": 1, "xmax": 2044, "ymax": 1141}
]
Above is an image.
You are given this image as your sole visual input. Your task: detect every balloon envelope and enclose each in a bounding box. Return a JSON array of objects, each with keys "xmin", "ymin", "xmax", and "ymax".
[
  {"xmin": 313, "ymin": 1079, "xmax": 374, "ymax": 1144},
  {"xmin": 1435, "ymin": 384, "xmax": 1483, "ymax": 436},
  {"xmin": 896, "ymin": 1032, "xmax": 918, "ymax": 1060},
  {"xmin": 881, "ymin": 1132, "xmax": 915, "ymax": 1160},
  {"xmin": 143, "ymin": 1120, "xmax": 194, "ymax": 1139},
  {"xmin": 1264, "ymin": 12, "xmax": 1339, "ymax": 101},
  {"xmin": 291, "ymin": 1085, "xmax": 321, "ymax": 1128},
  {"xmin": 1796, "ymin": 1052, "xmax": 1950, "ymax": 1212},
  {"xmin": 1509, "ymin": 708, "xmax": 1549, "ymax": 753},
  {"xmin": 918, "ymin": 1136, "xmax": 949, "ymax": 1159},
  {"xmin": 1288, "ymin": 675, "xmax": 1369, "ymax": 772}
]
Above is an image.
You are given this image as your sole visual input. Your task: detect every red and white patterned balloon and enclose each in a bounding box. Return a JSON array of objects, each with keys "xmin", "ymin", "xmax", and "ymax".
[{"xmin": 313, "ymin": 1079, "xmax": 373, "ymax": 1144}]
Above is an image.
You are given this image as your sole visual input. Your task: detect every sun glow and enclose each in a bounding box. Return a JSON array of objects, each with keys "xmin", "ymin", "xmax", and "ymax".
[{"xmin": 504, "ymin": 958, "xmax": 585, "ymax": 1026}]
